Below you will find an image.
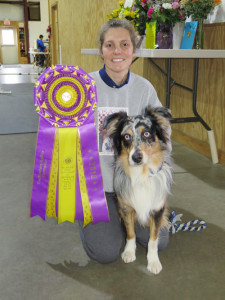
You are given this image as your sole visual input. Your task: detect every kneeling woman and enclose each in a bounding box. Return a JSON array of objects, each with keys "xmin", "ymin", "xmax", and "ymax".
[{"xmin": 79, "ymin": 19, "xmax": 170, "ymax": 263}]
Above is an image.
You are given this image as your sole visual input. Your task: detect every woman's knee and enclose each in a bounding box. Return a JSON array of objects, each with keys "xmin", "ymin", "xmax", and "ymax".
[
  {"xmin": 79, "ymin": 220, "xmax": 124, "ymax": 264},
  {"xmin": 158, "ymin": 226, "xmax": 169, "ymax": 251},
  {"xmin": 135, "ymin": 224, "xmax": 169, "ymax": 250},
  {"xmin": 86, "ymin": 238, "xmax": 123, "ymax": 264}
]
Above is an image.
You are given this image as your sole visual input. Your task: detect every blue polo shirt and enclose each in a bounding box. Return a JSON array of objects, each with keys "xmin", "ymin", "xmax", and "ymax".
[{"xmin": 99, "ymin": 66, "xmax": 130, "ymax": 88}]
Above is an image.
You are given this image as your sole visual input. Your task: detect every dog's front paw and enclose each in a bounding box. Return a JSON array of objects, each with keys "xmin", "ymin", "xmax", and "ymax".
[
  {"xmin": 121, "ymin": 238, "xmax": 136, "ymax": 263},
  {"xmin": 147, "ymin": 259, "xmax": 162, "ymax": 275},
  {"xmin": 121, "ymin": 249, "xmax": 136, "ymax": 263}
]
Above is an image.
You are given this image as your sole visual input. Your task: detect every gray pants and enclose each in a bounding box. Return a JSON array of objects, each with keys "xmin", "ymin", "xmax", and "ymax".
[{"xmin": 79, "ymin": 192, "xmax": 169, "ymax": 264}]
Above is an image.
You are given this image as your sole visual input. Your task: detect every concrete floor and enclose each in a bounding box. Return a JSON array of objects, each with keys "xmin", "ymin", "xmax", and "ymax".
[
  {"xmin": 0, "ymin": 64, "xmax": 40, "ymax": 85},
  {"xmin": 0, "ymin": 65, "xmax": 225, "ymax": 300}
]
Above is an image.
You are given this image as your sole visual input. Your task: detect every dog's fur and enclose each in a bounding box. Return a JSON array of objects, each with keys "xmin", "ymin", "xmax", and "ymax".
[{"xmin": 103, "ymin": 106, "xmax": 172, "ymax": 274}]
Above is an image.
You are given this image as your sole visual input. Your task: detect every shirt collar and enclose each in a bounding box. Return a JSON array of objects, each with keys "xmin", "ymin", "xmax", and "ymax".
[{"xmin": 99, "ymin": 65, "xmax": 130, "ymax": 89}]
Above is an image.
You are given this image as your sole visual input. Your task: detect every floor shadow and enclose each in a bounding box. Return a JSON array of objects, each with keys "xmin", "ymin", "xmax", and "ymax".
[{"xmin": 47, "ymin": 208, "xmax": 225, "ymax": 300}]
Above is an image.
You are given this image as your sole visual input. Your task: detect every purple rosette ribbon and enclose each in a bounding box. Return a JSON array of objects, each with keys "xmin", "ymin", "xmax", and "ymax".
[{"xmin": 30, "ymin": 65, "xmax": 109, "ymax": 225}]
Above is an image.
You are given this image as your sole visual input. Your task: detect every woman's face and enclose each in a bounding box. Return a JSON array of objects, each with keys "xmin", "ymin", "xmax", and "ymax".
[{"xmin": 100, "ymin": 27, "xmax": 135, "ymax": 79}]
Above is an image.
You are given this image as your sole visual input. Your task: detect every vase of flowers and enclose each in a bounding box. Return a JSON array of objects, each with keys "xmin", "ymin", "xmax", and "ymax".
[
  {"xmin": 172, "ymin": 21, "xmax": 185, "ymax": 49},
  {"xmin": 107, "ymin": 1, "xmax": 186, "ymax": 49},
  {"xmin": 194, "ymin": 18, "xmax": 204, "ymax": 49},
  {"xmin": 145, "ymin": 21, "xmax": 157, "ymax": 48},
  {"xmin": 131, "ymin": 0, "xmax": 186, "ymax": 49},
  {"xmin": 157, "ymin": 23, "xmax": 173, "ymax": 49},
  {"xmin": 180, "ymin": 0, "xmax": 222, "ymax": 49}
]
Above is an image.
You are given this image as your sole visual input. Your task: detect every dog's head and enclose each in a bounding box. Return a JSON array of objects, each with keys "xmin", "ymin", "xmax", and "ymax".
[{"xmin": 102, "ymin": 106, "xmax": 172, "ymax": 166}]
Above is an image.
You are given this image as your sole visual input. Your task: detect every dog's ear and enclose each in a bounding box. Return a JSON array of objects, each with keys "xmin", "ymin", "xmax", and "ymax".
[
  {"xmin": 102, "ymin": 111, "xmax": 128, "ymax": 154},
  {"xmin": 102, "ymin": 111, "xmax": 128, "ymax": 137},
  {"xmin": 144, "ymin": 106, "xmax": 172, "ymax": 122},
  {"xmin": 144, "ymin": 106, "xmax": 172, "ymax": 146}
]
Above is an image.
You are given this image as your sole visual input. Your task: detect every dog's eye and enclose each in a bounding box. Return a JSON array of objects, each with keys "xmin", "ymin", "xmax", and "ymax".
[
  {"xmin": 124, "ymin": 134, "xmax": 130, "ymax": 140},
  {"xmin": 143, "ymin": 131, "xmax": 150, "ymax": 138}
]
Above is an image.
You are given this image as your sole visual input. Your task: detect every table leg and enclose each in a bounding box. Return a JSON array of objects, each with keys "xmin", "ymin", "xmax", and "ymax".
[
  {"xmin": 208, "ymin": 130, "xmax": 219, "ymax": 164},
  {"xmin": 147, "ymin": 58, "xmax": 219, "ymax": 163},
  {"xmin": 164, "ymin": 58, "xmax": 218, "ymax": 164},
  {"xmin": 166, "ymin": 58, "xmax": 171, "ymax": 108},
  {"xmin": 193, "ymin": 58, "xmax": 218, "ymax": 164}
]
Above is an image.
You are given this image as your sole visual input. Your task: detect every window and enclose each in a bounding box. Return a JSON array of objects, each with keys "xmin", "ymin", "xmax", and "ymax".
[
  {"xmin": 2, "ymin": 29, "xmax": 15, "ymax": 45},
  {"xmin": 28, "ymin": 2, "xmax": 41, "ymax": 21}
]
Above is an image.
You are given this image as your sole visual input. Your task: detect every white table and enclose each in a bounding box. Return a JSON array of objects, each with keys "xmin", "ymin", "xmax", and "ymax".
[
  {"xmin": 81, "ymin": 48, "xmax": 225, "ymax": 58},
  {"xmin": 29, "ymin": 51, "xmax": 49, "ymax": 55},
  {"xmin": 81, "ymin": 49, "xmax": 225, "ymax": 163}
]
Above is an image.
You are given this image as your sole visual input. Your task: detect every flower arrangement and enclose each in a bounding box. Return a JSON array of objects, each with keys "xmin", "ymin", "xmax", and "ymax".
[
  {"xmin": 107, "ymin": 1, "xmax": 186, "ymax": 35},
  {"xmin": 180, "ymin": 0, "xmax": 222, "ymax": 21}
]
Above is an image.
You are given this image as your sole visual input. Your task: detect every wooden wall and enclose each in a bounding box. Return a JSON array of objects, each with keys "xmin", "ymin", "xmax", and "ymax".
[
  {"xmin": 47, "ymin": 0, "xmax": 225, "ymax": 165},
  {"xmin": 47, "ymin": 0, "xmax": 144, "ymax": 75},
  {"xmin": 143, "ymin": 23, "xmax": 225, "ymax": 165}
]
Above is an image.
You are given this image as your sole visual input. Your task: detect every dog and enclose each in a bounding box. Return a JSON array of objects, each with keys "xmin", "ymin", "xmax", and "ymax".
[{"xmin": 103, "ymin": 106, "xmax": 172, "ymax": 275}]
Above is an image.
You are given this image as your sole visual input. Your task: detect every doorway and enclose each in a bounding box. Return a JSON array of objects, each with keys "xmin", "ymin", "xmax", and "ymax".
[{"xmin": 0, "ymin": 27, "xmax": 18, "ymax": 64}]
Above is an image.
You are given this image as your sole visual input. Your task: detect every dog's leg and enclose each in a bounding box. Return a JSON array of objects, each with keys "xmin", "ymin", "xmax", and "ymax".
[
  {"xmin": 147, "ymin": 208, "xmax": 165, "ymax": 274},
  {"xmin": 120, "ymin": 206, "xmax": 136, "ymax": 263}
]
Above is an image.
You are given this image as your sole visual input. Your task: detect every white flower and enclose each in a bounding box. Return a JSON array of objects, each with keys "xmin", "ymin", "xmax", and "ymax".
[
  {"xmin": 162, "ymin": 3, "xmax": 172, "ymax": 9},
  {"xmin": 118, "ymin": 9, "xmax": 125, "ymax": 19}
]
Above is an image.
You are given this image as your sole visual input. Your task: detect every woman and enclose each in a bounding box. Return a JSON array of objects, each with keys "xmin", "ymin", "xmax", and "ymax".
[{"xmin": 79, "ymin": 19, "xmax": 169, "ymax": 263}]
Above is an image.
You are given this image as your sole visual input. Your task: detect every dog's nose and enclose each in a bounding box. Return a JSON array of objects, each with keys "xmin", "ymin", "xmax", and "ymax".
[{"xmin": 132, "ymin": 151, "xmax": 143, "ymax": 164}]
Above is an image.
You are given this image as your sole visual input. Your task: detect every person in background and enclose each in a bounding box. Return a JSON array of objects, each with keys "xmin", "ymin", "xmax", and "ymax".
[
  {"xmin": 36, "ymin": 34, "xmax": 46, "ymax": 67},
  {"xmin": 78, "ymin": 19, "xmax": 171, "ymax": 264}
]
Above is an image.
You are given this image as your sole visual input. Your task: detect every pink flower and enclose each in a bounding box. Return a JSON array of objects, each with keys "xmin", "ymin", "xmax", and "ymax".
[
  {"xmin": 140, "ymin": 0, "xmax": 147, "ymax": 7},
  {"xmin": 172, "ymin": 2, "xmax": 179, "ymax": 9},
  {"xmin": 147, "ymin": 7, "xmax": 154, "ymax": 18}
]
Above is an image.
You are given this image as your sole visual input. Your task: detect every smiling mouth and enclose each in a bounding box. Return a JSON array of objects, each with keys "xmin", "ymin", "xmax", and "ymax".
[{"xmin": 112, "ymin": 59, "xmax": 124, "ymax": 62}]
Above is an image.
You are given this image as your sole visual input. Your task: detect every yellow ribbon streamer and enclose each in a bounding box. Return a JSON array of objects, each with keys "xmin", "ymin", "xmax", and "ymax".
[
  {"xmin": 77, "ymin": 133, "xmax": 92, "ymax": 227},
  {"xmin": 46, "ymin": 128, "xmax": 59, "ymax": 218},
  {"xmin": 46, "ymin": 127, "xmax": 93, "ymax": 226},
  {"xmin": 58, "ymin": 127, "xmax": 77, "ymax": 223}
]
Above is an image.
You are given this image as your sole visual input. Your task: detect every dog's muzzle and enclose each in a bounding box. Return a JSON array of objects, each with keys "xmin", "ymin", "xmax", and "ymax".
[{"xmin": 131, "ymin": 151, "xmax": 143, "ymax": 164}]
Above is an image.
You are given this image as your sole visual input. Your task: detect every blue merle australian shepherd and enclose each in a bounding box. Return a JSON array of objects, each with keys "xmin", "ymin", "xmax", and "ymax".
[{"xmin": 103, "ymin": 106, "xmax": 173, "ymax": 275}]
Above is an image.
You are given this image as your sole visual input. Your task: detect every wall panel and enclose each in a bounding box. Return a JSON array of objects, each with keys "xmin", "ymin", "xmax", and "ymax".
[
  {"xmin": 48, "ymin": 0, "xmax": 144, "ymax": 75},
  {"xmin": 143, "ymin": 23, "xmax": 225, "ymax": 165}
]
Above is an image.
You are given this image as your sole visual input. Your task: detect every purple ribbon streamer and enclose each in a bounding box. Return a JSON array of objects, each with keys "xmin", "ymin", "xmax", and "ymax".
[
  {"xmin": 79, "ymin": 114, "xmax": 109, "ymax": 224},
  {"xmin": 30, "ymin": 118, "xmax": 56, "ymax": 219},
  {"xmin": 75, "ymin": 166, "xmax": 84, "ymax": 220}
]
